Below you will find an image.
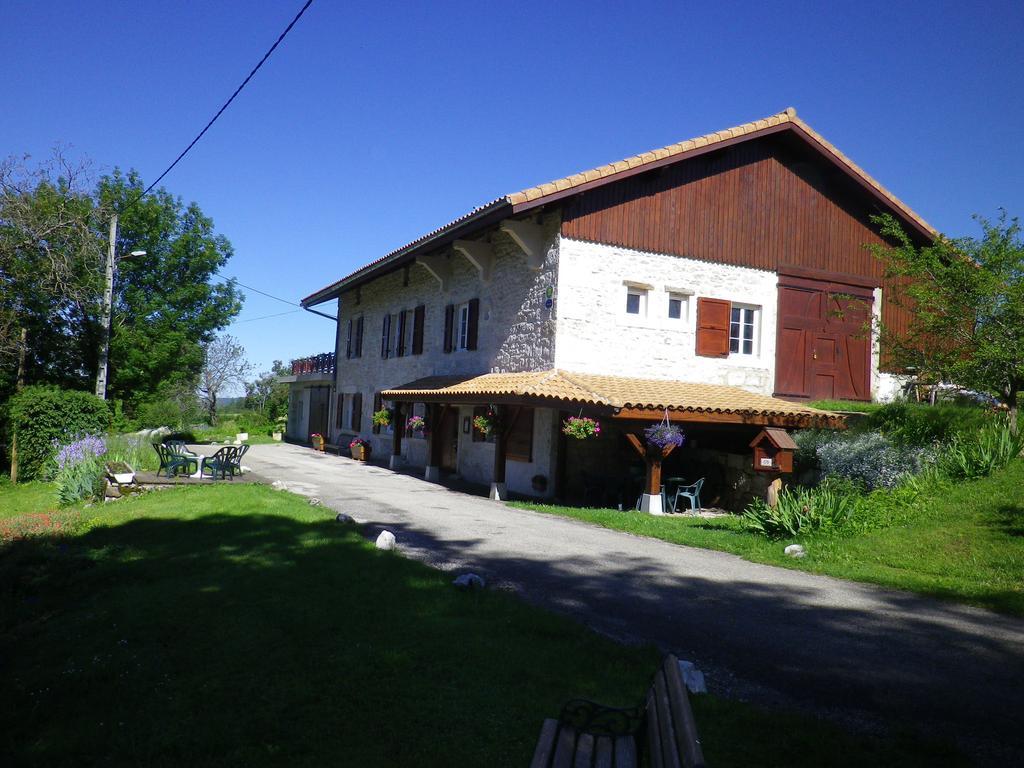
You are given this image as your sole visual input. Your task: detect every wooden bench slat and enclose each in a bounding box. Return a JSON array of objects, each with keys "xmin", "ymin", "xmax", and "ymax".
[
  {"xmin": 574, "ymin": 733, "xmax": 594, "ymax": 768},
  {"xmin": 530, "ymin": 718, "xmax": 561, "ymax": 768},
  {"xmin": 663, "ymin": 655, "xmax": 707, "ymax": 768},
  {"xmin": 653, "ymin": 670, "xmax": 683, "ymax": 768},
  {"xmin": 593, "ymin": 736, "xmax": 614, "ymax": 768},
  {"xmin": 614, "ymin": 733, "xmax": 638, "ymax": 768},
  {"xmin": 552, "ymin": 723, "xmax": 578, "ymax": 767}
]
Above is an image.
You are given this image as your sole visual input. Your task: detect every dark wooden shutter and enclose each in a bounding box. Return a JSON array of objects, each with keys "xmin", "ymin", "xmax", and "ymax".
[
  {"xmin": 696, "ymin": 297, "xmax": 731, "ymax": 358},
  {"xmin": 336, "ymin": 393, "xmax": 344, "ymax": 428},
  {"xmin": 354, "ymin": 316, "xmax": 364, "ymax": 358},
  {"xmin": 345, "ymin": 319, "xmax": 353, "ymax": 359},
  {"xmin": 396, "ymin": 311, "xmax": 407, "ymax": 357},
  {"xmin": 372, "ymin": 392, "xmax": 382, "ymax": 434},
  {"xmin": 412, "ymin": 305, "xmax": 425, "ymax": 355},
  {"xmin": 443, "ymin": 304, "xmax": 454, "ymax": 353},
  {"xmin": 381, "ymin": 315, "xmax": 391, "ymax": 358},
  {"xmin": 466, "ymin": 298, "xmax": 480, "ymax": 351},
  {"xmin": 507, "ymin": 408, "xmax": 534, "ymax": 462},
  {"xmin": 351, "ymin": 392, "xmax": 362, "ymax": 432}
]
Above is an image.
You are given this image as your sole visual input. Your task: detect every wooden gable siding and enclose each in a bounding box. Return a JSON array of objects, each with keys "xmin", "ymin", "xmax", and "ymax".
[{"xmin": 560, "ymin": 134, "xmax": 919, "ymax": 358}]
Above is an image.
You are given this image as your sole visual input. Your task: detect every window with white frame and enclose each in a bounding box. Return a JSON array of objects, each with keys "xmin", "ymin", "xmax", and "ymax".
[
  {"xmin": 729, "ymin": 305, "xmax": 759, "ymax": 356},
  {"xmin": 667, "ymin": 292, "xmax": 689, "ymax": 321},
  {"xmin": 456, "ymin": 302, "xmax": 470, "ymax": 350},
  {"xmin": 625, "ymin": 286, "xmax": 647, "ymax": 316}
]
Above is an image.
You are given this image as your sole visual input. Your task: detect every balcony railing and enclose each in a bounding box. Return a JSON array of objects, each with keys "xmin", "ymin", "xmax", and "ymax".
[{"xmin": 291, "ymin": 352, "xmax": 336, "ymax": 376}]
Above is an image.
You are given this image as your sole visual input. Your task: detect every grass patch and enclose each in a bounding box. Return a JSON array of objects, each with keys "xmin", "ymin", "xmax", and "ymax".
[
  {"xmin": 514, "ymin": 459, "xmax": 1024, "ymax": 616},
  {"xmin": 809, "ymin": 399, "xmax": 883, "ymax": 413},
  {"xmin": 0, "ymin": 484, "xmax": 963, "ymax": 766},
  {"xmin": 0, "ymin": 480, "xmax": 60, "ymax": 520}
]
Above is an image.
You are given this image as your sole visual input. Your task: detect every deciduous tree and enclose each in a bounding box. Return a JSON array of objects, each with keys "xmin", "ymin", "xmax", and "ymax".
[{"xmin": 198, "ymin": 335, "xmax": 250, "ymax": 425}]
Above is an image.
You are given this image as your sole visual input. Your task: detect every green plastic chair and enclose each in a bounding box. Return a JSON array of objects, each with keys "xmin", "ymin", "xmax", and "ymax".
[
  {"xmin": 154, "ymin": 443, "xmax": 198, "ymax": 477},
  {"xmin": 201, "ymin": 446, "xmax": 241, "ymax": 480}
]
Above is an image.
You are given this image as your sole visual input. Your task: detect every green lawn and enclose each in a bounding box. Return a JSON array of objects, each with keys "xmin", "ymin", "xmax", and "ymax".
[
  {"xmin": 0, "ymin": 483, "xmax": 963, "ymax": 766},
  {"xmin": 513, "ymin": 459, "xmax": 1024, "ymax": 616}
]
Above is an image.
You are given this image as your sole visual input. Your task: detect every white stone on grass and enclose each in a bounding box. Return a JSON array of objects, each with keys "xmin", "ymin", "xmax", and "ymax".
[
  {"xmin": 677, "ymin": 660, "xmax": 707, "ymax": 694},
  {"xmin": 784, "ymin": 544, "xmax": 806, "ymax": 558},
  {"xmin": 308, "ymin": 497, "xmax": 322, "ymax": 506},
  {"xmin": 375, "ymin": 530, "xmax": 396, "ymax": 551},
  {"xmin": 453, "ymin": 573, "xmax": 486, "ymax": 590}
]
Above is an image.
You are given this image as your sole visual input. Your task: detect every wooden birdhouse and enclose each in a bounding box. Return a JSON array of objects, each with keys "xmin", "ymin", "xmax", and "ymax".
[{"xmin": 749, "ymin": 428, "xmax": 798, "ymax": 473}]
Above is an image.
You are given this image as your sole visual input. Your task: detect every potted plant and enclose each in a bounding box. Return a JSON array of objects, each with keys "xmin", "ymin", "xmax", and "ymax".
[
  {"xmin": 349, "ymin": 437, "xmax": 371, "ymax": 461},
  {"xmin": 272, "ymin": 416, "xmax": 285, "ymax": 441},
  {"xmin": 406, "ymin": 415, "xmax": 426, "ymax": 435},
  {"xmin": 310, "ymin": 433, "xmax": 325, "ymax": 452},
  {"xmin": 562, "ymin": 415, "xmax": 601, "ymax": 440},
  {"xmin": 372, "ymin": 408, "xmax": 392, "ymax": 428}
]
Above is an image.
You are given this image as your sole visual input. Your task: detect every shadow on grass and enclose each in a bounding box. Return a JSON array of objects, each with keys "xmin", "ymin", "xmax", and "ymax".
[
  {"xmin": 994, "ymin": 504, "xmax": 1024, "ymax": 538},
  {"xmin": 0, "ymin": 503, "xmax": 996, "ymax": 766}
]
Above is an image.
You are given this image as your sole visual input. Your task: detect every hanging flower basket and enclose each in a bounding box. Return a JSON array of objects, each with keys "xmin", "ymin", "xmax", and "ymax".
[
  {"xmin": 310, "ymin": 433, "xmax": 325, "ymax": 452},
  {"xmin": 372, "ymin": 408, "xmax": 392, "ymax": 428},
  {"xmin": 406, "ymin": 415, "xmax": 426, "ymax": 434},
  {"xmin": 473, "ymin": 408, "xmax": 501, "ymax": 437},
  {"xmin": 644, "ymin": 422, "xmax": 685, "ymax": 450},
  {"xmin": 562, "ymin": 416, "xmax": 601, "ymax": 440},
  {"xmin": 349, "ymin": 437, "xmax": 371, "ymax": 461}
]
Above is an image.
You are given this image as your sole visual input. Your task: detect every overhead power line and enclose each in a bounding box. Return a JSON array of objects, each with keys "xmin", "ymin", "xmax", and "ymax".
[
  {"xmin": 141, "ymin": 0, "xmax": 315, "ymax": 197},
  {"xmin": 217, "ymin": 271, "xmax": 299, "ymax": 307},
  {"xmin": 233, "ymin": 309, "xmax": 301, "ymax": 324}
]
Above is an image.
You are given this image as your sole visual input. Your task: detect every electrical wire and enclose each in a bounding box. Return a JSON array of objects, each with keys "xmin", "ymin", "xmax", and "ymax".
[
  {"xmin": 141, "ymin": 0, "xmax": 316, "ymax": 197},
  {"xmin": 217, "ymin": 271, "xmax": 299, "ymax": 307},
  {"xmin": 233, "ymin": 309, "xmax": 300, "ymax": 323}
]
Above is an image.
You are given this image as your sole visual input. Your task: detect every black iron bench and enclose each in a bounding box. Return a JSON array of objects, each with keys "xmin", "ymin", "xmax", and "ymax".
[{"xmin": 530, "ymin": 654, "xmax": 705, "ymax": 768}]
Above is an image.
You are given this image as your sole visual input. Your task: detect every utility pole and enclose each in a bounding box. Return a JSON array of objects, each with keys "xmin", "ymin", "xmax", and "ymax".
[{"xmin": 95, "ymin": 214, "xmax": 117, "ymax": 399}]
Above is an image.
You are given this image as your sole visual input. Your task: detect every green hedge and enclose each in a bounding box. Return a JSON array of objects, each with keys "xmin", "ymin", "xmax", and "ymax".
[{"xmin": 8, "ymin": 386, "xmax": 111, "ymax": 481}]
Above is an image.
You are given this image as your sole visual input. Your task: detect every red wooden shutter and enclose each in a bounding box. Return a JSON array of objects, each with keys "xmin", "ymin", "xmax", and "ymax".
[
  {"xmin": 354, "ymin": 316, "xmax": 364, "ymax": 358},
  {"xmin": 466, "ymin": 298, "xmax": 480, "ymax": 351},
  {"xmin": 412, "ymin": 305, "xmax": 425, "ymax": 355},
  {"xmin": 372, "ymin": 392, "xmax": 382, "ymax": 434},
  {"xmin": 443, "ymin": 304, "xmax": 454, "ymax": 353},
  {"xmin": 345, "ymin": 319, "xmax": 353, "ymax": 359},
  {"xmin": 351, "ymin": 392, "xmax": 362, "ymax": 432},
  {"xmin": 696, "ymin": 297, "xmax": 731, "ymax": 358}
]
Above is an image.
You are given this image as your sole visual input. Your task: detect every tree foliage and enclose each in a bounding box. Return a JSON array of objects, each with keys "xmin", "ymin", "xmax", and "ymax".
[
  {"xmin": 0, "ymin": 152, "xmax": 242, "ymax": 411},
  {"xmin": 244, "ymin": 360, "xmax": 290, "ymax": 419},
  {"xmin": 871, "ymin": 211, "xmax": 1024, "ymax": 428},
  {"xmin": 198, "ymin": 335, "xmax": 250, "ymax": 425}
]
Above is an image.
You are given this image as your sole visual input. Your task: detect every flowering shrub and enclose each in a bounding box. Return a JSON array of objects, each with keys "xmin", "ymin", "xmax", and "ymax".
[
  {"xmin": 644, "ymin": 423, "xmax": 685, "ymax": 450},
  {"xmin": 815, "ymin": 431, "xmax": 934, "ymax": 490},
  {"xmin": 52, "ymin": 434, "xmax": 107, "ymax": 506},
  {"xmin": 562, "ymin": 416, "xmax": 601, "ymax": 440},
  {"xmin": 406, "ymin": 415, "xmax": 426, "ymax": 433},
  {"xmin": 372, "ymin": 409, "xmax": 392, "ymax": 427}
]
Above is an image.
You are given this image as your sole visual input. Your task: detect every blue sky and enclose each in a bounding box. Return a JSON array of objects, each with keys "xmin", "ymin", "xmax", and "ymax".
[{"xmin": 3, "ymin": 0, "xmax": 1023, "ymax": 384}]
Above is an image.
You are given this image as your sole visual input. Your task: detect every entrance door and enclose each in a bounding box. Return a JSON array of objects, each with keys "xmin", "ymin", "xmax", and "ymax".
[
  {"xmin": 774, "ymin": 275, "xmax": 872, "ymax": 401},
  {"xmin": 308, "ymin": 386, "xmax": 331, "ymax": 440}
]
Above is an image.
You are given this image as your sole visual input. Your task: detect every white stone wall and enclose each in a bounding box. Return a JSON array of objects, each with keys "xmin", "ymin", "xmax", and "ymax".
[
  {"xmin": 332, "ymin": 212, "xmax": 560, "ymax": 491},
  {"xmin": 555, "ymin": 237, "xmax": 779, "ymax": 394}
]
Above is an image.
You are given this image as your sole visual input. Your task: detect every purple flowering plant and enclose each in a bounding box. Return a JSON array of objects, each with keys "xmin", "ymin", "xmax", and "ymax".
[
  {"xmin": 644, "ymin": 423, "xmax": 685, "ymax": 450},
  {"xmin": 53, "ymin": 434, "xmax": 107, "ymax": 471}
]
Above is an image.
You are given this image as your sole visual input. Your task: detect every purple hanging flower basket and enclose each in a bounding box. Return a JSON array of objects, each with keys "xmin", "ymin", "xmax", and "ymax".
[{"xmin": 644, "ymin": 423, "xmax": 685, "ymax": 450}]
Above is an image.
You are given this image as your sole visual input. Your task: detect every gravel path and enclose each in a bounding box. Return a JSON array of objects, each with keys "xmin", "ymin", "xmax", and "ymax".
[{"xmin": 246, "ymin": 443, "xmax": 1024, "ymax": 762}]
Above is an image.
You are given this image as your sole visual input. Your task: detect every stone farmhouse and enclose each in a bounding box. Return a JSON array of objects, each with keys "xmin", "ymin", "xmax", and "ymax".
[{"xmin": 285, "ymin": 108, "xmax": 933, "ymax": 510}]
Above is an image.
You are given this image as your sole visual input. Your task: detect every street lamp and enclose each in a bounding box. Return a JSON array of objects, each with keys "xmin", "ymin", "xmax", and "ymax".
[{"xmin": 94, "ymin": 212, "xmax": 146, "ymax": 399}]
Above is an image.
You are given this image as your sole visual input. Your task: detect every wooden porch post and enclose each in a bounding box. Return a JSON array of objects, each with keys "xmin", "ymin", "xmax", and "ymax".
[
  {"xmin": 389, "ymin": 402, "xmax": 404, "ymax": 470},
  {"xmin": 425, "ymin": 404, "xmax": 446, "ymax": 482},
  {"xmin": 490, "ymin": 406, "xmax": 519, "ymax": 501},
  {"xmin": 625, "ymin": 433, "xmax": 676, "ymax": 515}
]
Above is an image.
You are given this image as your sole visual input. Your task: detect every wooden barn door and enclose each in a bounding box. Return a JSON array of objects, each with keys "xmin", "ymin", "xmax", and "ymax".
[
  {"xmin": 308, "ymin": 386, "xmax": 331, "ymax": 440},
  {"xmin": 774, "ymin": 274, "xmax": 873, "ymax": 401}
]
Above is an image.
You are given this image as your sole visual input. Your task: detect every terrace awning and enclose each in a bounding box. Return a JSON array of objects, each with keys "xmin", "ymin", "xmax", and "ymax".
[{"xmin": 381, "ymin": 369, "xmax": 844, "ymax": 429}]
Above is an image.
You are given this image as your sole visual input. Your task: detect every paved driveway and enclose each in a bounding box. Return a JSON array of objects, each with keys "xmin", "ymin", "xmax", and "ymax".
[{"xmin": 246, "ymin": 443, "xmax": 1024, "ymax": 760}]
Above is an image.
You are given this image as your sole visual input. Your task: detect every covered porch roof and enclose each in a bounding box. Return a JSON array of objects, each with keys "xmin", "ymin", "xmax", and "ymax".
[{"xmin": 381, "ymin": 370, "xmax": 845, "ymax": 429}]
